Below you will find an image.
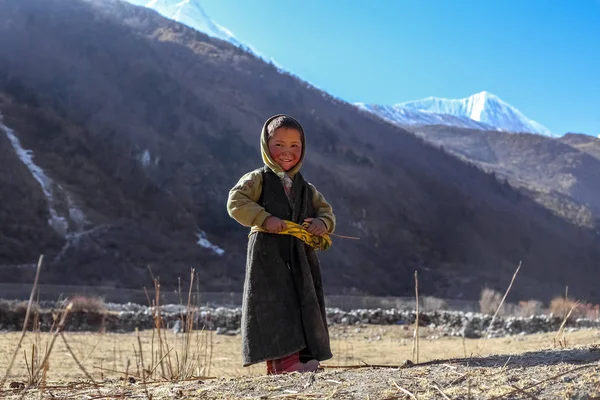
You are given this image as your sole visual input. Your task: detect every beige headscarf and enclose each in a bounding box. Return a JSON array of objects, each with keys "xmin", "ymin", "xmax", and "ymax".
[{"xmin": 260, "ymin": 114, "xmax": 306, "ymax": 179}]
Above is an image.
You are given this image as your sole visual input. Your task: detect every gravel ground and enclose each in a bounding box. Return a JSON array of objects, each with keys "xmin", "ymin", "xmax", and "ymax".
[{"xmin": 4, "ymin": 345, "xmax": 600, "ymax": 399}]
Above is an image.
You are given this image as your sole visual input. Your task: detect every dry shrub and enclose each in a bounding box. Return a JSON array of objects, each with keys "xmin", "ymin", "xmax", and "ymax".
[
  {"xmin": 578, "ymin": 303, "xmax": 600, "ymax": 320},
  {"xmin": 140, "ymin": 269, "xmax": 213, "ymax": 381},
  {"xmin": 517, "ymin": 300, "xmax": 545, "ymax": 317},
  {"xmin": 68, "ymin": 296, "xmax": 106, "ymax": 313},
  {"xmin": 479, "ymin": 287, "xmax": 502, "ymax": 315},
  {"xmin": 549, "ymin": 297, "xmax": 584, "ymax": 322},
  {"xmin": 421, "ymin": 296, "xmax": 448, "ymax": 312},
  {"xmin": 0, "ymin": 299, "xmax": 40, "ymax": 314}
]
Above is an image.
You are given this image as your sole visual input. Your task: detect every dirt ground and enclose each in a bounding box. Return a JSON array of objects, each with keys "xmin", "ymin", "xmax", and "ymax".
[{"xmin": 2, "ymin": 325, "xmax": 600, "ymax": 399}]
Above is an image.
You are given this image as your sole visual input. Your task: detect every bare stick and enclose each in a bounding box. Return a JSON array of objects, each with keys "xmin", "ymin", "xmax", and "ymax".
[
  {"xmin": 80, "ymin": 336, "xmax": 103, "ymax": 365},
  {"xmin": 178, "ymin": 277, "xmax": 183, "ymax": 308},
  {"xmin": 132, "ymin": 344, "xmax": 140, "ymax": 377},
  {"xmin": 176, "ymin": 274, "xmax": 185, "ymax": 372},
  {"xmin": 148, "ymin": 346, "xmax": 174, "ymax": 376},
  {"xmin": 391, "ymin": 379, "xmax": 417, "ymax": 400},
  {"xmin": 136, "ymin": 328, "xmax": 151, "ymax": 400},
  {"xmin": 1, "ymin": 255, "xmax": 43, "ymax": 388},
  {"xmin": 553, "ymin": 300, "xmax": 580, "ymax": 348},
  {"xmin": 19, "ymin": 303, "xmax": 72, "ymax": 399},
  {"xmin": 510, "ymin": 385, "xmax": 541, "ymax": 400},
  {"xmin": 411, "ymin": 270, "xmax": 420, "ymax": 363},
  {"xmin": 432, "ymin": 384, "xmax": 452, "ymax": 400},
  {"xmin": 479, "ymin": 261, "xmax": 521, "ymax": 352},
  {"xmin": 330, "ymin": 233, "xmax": 360, "ymax": 240},
  {"xmin": 24, "ymin": 348, "xmax": 32, "ymax": 383},
  {"xmin": 143, "ymin": 287, "xmax": 152, "ymax": 309},
  {"xmin": 207, "ymin": 328, "xmax": 214, "ymax": 377},
  {"xmin": 153, "ymin": 280, "xmax": 167, "ymax": 379},
  {"xmin": 39, "ymin": 357, "xmax": 48, "ymax": 400},
  {"xmin": 468, "ymin": 379, "xmax": 471, "ymax": 400},
  {"xmin": 146, "ymin": 265, "xmax": 156, "ymax": 282},
  {"xmin": 196, "ymin": 272, "xmax": 200, "ymax": 308},
  {"xmin": 60, "ymin": 332, "xmax": 97, "ymax": 385},
  {"xmin": 93, "ymin": 365, "xmax": 139, "ymax": 377},
  {"xmin": 124, "ymin": 359, "xmax": 130, "ymax": 387},
  {"xmin": 564, "ymin": 286, "xmax": 569, "ymax": 320},
  {"xmin": 183, "ymin": 269, "xmax": 196, "ymax": 373}
]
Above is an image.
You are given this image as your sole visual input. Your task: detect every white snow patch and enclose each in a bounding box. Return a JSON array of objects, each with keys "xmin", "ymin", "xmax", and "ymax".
[
  {"xmin": 68, "ymin": 195, "xmax": 87, "ymax": 231},
  {"xmin": 469, "ymin": 91, "xmax": 486, "ymax": 122},
  {"xmin": 54, "ymin": 225, "xmax": 109, "ymax": 263},
  {"xmin": 141, "ymin": 149, "xmax": 151, "ymax": 167},
  {"xmin": 197, "ymin": 231, "xmax": 224, "ymax": 256},
  {"xmin": 1, "ymin": 115, "xmax": 88, "ymax": 237},
  {"xmin": 1, "ymin": 117, "xmax": 69, "ymax": 235},
  {"xmin": 139, "ymin": 148, "xmax": 160, "ymax": 168}
]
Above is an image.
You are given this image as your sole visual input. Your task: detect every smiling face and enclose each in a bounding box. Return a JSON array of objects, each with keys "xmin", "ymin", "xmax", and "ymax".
[{"xmin": 267, "ymin": 127, "xmax": 303, "ymax": 171}]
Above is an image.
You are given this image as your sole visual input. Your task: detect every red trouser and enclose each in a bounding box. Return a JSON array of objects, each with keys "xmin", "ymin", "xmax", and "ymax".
[{"xmin": 266, "ymin": 352, "xmax": 300, "ymax": 375}]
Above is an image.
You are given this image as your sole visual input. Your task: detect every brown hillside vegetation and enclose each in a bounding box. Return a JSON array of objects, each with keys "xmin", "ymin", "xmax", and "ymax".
[
  {"xmin": 560, "ymin": 133, "xmax": 600, "ymax": 162},
  {"xmin": 1, "ymin": 0, "xmax": 600, "ymax": 301},
  {"xmin": 411, "ymin": 125, "xmax": 600, "ymax": 230}
]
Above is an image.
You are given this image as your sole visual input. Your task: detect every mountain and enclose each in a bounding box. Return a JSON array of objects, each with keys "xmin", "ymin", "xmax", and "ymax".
[
  {"xmin": 125, "ymin": 2, "xmax": 553, "ymax": 138},
  {"xmin": 359, "ymin": 91, "xmax": 555, "ymax": 137},
  {"xmin": 2, "ymin": 0, "xmax": 600, "ymax": 302},
  {"xmin": 355, "ymin": 102, "xmax": 494, "ymax": 131},
  {"xmin": 125, "ymin": 0, "xmax": 274, "ymax": 62},
  {"xmin": 408, "ymin": 125, "xmax": 600, "ymax": 230},
  {"xmin": 560, "ymin": 133, "xmax": 600, "ymax": 160},
  {"xmin": 127, "ymin": 0, "xmax": 240, "ymax": 45}
]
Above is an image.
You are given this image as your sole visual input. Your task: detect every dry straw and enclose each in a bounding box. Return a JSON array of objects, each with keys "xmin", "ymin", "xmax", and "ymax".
[
  {"xmin": 554, "ymin": 299, "xmax": 580, "ymax": 348},
  {"xmin": 478, "ymin": 261, "xmax": 522, "ymax": 353},
  {"xmin": 1, "ymin": 255, "xmax": 44, "ymax": 388},
  {"xmin": 411, "ymin": 270, "xmax": 420, "ymax": 364}
]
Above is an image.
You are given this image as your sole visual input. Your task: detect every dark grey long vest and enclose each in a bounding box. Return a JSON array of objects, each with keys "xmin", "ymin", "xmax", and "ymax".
[{"xmin": 241, "ymin": 167, "xmax": 332, "ymax": 366}]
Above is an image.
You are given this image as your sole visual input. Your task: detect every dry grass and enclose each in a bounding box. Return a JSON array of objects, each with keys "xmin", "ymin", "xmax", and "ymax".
[
  {"xmin": 1, "ymin": 325, "xmax": 599, "ymax": 380},
  {"xmin": 2, "ymin": 260, "xmax": 599, "ymax": 398},
  {"xmin": 0, "ymin": 264, "xmax": 218, "ymax": 399},
  {"xmin": 1, "ymin": 326, "xmax": 599, "ymax": 399},
  {"xmin": 142, "ymin": 269, "xmax": 213, "ymax": 382}
]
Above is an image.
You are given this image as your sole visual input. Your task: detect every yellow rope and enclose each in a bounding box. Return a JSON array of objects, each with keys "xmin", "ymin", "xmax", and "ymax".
[{"xmin": 250, "ymin": 220, "xmax": 333, "ymax": 251}]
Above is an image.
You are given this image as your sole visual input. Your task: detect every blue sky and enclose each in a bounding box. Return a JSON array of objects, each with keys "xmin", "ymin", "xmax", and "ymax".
[{"xmin": 198, "ymin": 0, "xmax": 600, "ymax": 135}]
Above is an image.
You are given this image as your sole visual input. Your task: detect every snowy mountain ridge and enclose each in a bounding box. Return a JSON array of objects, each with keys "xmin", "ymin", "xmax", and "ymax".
[
  {"xmin": 355, "ymin": 102, "xmax": 496, "ymax": 131},
  {"xmin": 359, "ymin": 91, "xmax": 555, "ymax": 137},
  {"xmin": 126, "ymin": 0, "xmax": 275, "ymax": 62},
  {"xmin": 126, "ymin": 1, "xmax": 554, "ymax": 137}
]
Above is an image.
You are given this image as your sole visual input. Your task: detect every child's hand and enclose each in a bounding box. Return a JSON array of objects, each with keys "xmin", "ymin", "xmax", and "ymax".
[
  {"xmin": 263, "ymin": 216, "xmax": 287, "ymax": 233},
  {"xmin": 304, "ymin": 218, "xmax": 327, "ymax": 236}
]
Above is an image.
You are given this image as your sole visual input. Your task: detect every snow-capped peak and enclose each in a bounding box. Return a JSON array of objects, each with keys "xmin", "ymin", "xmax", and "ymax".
[
  {"xmin": 138, "ymin": 0, "xmax": 243, "ymax": 47},
  {"xmin": 126, "ymin": 1, "xmax": 553, "ymax": 137},
  {"xmin": 127, "ymin": 0, "xmax": 279, "ymax": 64},
  {"xmin": 362, "ymin": 91, "xmax": 555, "ymax": 137}
]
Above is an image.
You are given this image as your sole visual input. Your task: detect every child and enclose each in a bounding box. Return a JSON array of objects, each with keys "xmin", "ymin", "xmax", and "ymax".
[{"xmin": 227, "ymin": 114, "xmax": 336, "ymax": 374}]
